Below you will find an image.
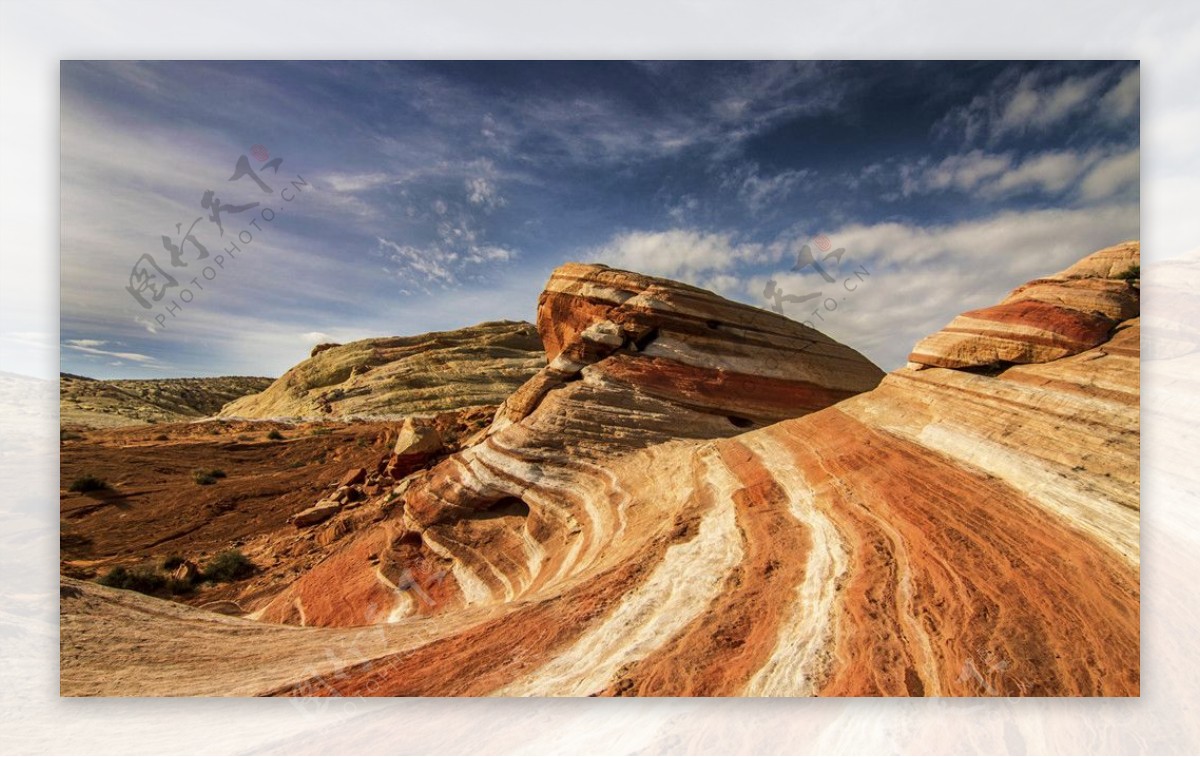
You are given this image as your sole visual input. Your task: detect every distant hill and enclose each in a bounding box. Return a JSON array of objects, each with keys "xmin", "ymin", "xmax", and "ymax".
[
  {"xmin": 218, "ymin": 320, "xmax": 545, "ymax": 420},
  {"xmin": 60, "ymin": 373, "xmax": 273, "ymax": 428}
]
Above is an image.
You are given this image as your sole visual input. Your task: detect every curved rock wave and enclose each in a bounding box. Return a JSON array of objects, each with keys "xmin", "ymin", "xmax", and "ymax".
[{"xmin": 61, "ymin": 244, "xmax": 1139, "ymax": 697}]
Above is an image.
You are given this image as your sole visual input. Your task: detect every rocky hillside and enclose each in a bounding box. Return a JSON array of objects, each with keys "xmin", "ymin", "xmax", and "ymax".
[
  {"xmin": 59, "ymin": 242, "xmax": 1139, "ymax": 697},
  {"xmin": 60, "ymin": 374, "xmax": 273, "ymax": 428},
  {"xmin": 219, "ymin": 321, "xmax": 545, "ymax": 420}
]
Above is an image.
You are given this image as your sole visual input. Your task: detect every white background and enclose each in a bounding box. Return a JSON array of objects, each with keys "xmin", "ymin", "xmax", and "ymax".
[{"xmin": 2, "ymin": 1, "xmax": 1198, "ymax": 754}]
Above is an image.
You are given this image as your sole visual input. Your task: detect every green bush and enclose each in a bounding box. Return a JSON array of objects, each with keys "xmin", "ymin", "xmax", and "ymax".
[
  {"xmin": 154, "ymin": 433, "xmax": 170, "ymax": 441},
  {"xmin": 202, "ymin": 549, "xmax": 255, "ymax": 582},
  {"xmin": 68, "ymin": 475, "xmax": 108, "ymax": 493},
  {"xmin": 267, "ymin": 429, "xmax": 284, "ymax": 440},
  {"xmin": 160, "ymin": 554, "xmax": 186, "ymax": 571},
  {"xmin": 98, "ymin": 565, "xmax": 166, "ymax": 594}
]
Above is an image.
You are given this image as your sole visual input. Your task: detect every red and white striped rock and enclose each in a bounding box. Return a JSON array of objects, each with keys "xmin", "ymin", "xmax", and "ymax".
[
  {"xmin": 257, "ymin": 262, "xmax": 884, "ymax": 626},
  {"xmin": 908, "ymin": 241, "xmax": 1140, "ymax": 370},
  {"xmin": 60, "ymin": 245, "xmax": 1139, "ymax": 698}
]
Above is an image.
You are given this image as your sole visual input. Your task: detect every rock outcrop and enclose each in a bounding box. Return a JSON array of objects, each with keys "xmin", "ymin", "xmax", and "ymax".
[
  {"xmin": 219, "ymin": 321, "xmax": 545, "ymax": 420},
  {"xmin": 257, "ymin": 262, "xmax": 884, "ymax": 626},
  {"xmin": 60, "ymin": 374, "xmax": 273, "ymax": 429},
  {"xmin": 907, "ymin": 240, "xmax": 1139, "ymax": 369},
  {"xmin": 60, "ymin": 244, "xmax": 1140, "ymax": 698}
]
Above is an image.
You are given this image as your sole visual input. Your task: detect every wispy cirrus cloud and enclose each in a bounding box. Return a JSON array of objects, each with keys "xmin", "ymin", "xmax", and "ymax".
[
  {"xmin": 885, "ymin": 146, "xmax": 1139, "ymax": 203},
  {"xmin": 63, "ymin": 339, "xmax": 164, "ymax": 367},
  {"xmin": 935, "ymin": 65, "xmax": 1138, "ymax": 144}
]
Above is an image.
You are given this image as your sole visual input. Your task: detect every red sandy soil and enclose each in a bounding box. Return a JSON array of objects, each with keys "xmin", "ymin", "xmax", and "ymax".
[{"xmin": 59, "ymin": 419, "xmax": 396, "ymax": 609}]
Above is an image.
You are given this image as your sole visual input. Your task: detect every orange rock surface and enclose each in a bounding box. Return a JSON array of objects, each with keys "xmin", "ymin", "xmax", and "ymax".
[{"xmin": 60, "ymin": 244, "xmax": 1139, "ymax": 697}]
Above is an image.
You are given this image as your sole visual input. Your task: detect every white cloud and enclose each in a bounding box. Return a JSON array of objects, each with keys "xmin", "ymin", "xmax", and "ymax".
[
  {"xmin": 899, "ymin": 146, "xmax": 1139, "ymax": 202},
  {"xmin": 985, "ymin": 149, "xmax": 1098, "ymax": 196},
  {"xmin": 465, "ymin": 176, "xmax": 505, "ymax": 210},
  {"xmin": 377, "ymin": 235, "xmax": 517, "ymax": 292},
  {"xmin": 1000, "ymin": 73, "xmax": 1104, "ymax": 134},
  {"xmin": 1080, "ymin": 149, "xmax": 1141, "ymax": 201},
  {"xmin": 322, "ymin": 172, "xmax": 395, "ymax": 193},
  {"xmin": 751, "ymin": 203, "xmax": 1140, "ymax": 369},
  {"xmin": 917, "ymin": 150, "xmax": 1013, "ymax": 193},
  {"xmin": 936, "ymin": 67, "xmax": 1137, "ymax": 144},
  {"xmin": 726, "ymin": 163, "xmax": 812, "ymax": 214},
  {"xmin": 63, "ymin": 341, "xmax": 163, "ymax": 366},
  {"xmin": 1101, "ymin": 68, "xmax": 1140, "ymax": 122},
  {"xmin": 585, "ymin": 229, "xmax": 771, "ymax": 283},
  {"xmin": 582, "ymin": 204, "xmax": 1137, "ymax": 372}
]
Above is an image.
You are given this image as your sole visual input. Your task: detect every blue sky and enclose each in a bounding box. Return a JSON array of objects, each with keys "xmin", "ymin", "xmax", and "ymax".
[{"xmin": 59, "ymin": 61, "xmax": 1139, "ymax": 378}]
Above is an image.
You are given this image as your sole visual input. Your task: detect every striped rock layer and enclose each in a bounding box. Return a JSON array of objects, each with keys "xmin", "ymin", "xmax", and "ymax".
[
  {"xmin": 60, "ymin": 245, "xmax": 1138, "ymax": 697},
  {"xmin": 908, "ymin": 241, "xmax": 1140, "ymax": 370},
  {"xmin": 257, "ymin": 263, "xmax": 885, "ymax": 626}
]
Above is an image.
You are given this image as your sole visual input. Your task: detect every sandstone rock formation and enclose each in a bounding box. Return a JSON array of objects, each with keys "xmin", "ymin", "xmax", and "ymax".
[
  {"xmin": 60, "ymin": 374, "xmax": 272, "ymax": 428},
  {"xmin": 60, "ymin": 244, "xmax": 1140, "ymax": 697},
  {"xmin": 290, "ymin": 500, "xmax": 341, "ymax": 528},
  {"xmin": 908, "ymin": 240, "xmax": 1140, "ymax": 369},
  {"xmin": 219, "ymin": 321, "xmax": 545, "ymax": 420},
  {"xmin": 255, "ymin": 262, "xmax": 885, "ymax": 627}
]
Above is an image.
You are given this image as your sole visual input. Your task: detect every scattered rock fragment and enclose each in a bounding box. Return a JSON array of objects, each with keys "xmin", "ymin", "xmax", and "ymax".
[
  {"xmin": 338, "ymin": 467, "xmax": 367, "ymax": 488},
  {"xmin": 393, "ymin": 417, "xmax": 444, "ymax": 456},
  {"xmin": 291, "ymin": 500, "xmax": 342, "ymax": 527}
]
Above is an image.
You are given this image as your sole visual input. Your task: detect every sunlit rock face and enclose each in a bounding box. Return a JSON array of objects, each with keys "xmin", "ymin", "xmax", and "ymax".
[
  {"xmin": 63, "ymin": 245, "xmax": 1138, "ymax": 697},
  {"xmin": 908, "ymin": 241, "xmax": 1139, "ymax": 370},
  {"xmin": 259, "ymin": 262, "xmax": 884, "ymax": 628},
  {"xmin": 219, "ymin": 320, "xmax": 546, "ymax": 420}
]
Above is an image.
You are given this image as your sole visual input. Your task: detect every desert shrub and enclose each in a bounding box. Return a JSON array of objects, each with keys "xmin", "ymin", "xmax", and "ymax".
[
  {"xmin": 60, "ymin": 430, "xmax": 83, "ymax": 441},
  {"xmin": 202, "ymin": 549, "xmax": 255, "ymax": 582},
  {"xmin": 1115, "ymin": 263, "xmax": 1140, "ymax": 281},
  {"xmin": 287, "ymin": 460, "xmax": 306, "ymax": 469},
  {"xmin": 192, "ymin": 468, "xmax": 226, "ymax": 485},
  {"xmin": 68, "ymin": 475, "xmax": 108, "ymax": 493},
  {"xmin": 160, "ymin": 554, "xmax": 186, "ymax": 571},
  {"xmin": 308, "ymin": 427, "xmax": 332, "ymax": 436},
  {"xmin": 96, "ymin": 566, "xmax": 129, "ymax": 588},
  {"xmin": 98, "ymin": 565, "xmax": 166, "ymax": 594},
  {"xmin": 267, "ymin": 429, "xmax": 284, "ymax": 440},
  {"xmin": 154, "ymin": 433, "xmax": 170, "ymax": 441}
]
